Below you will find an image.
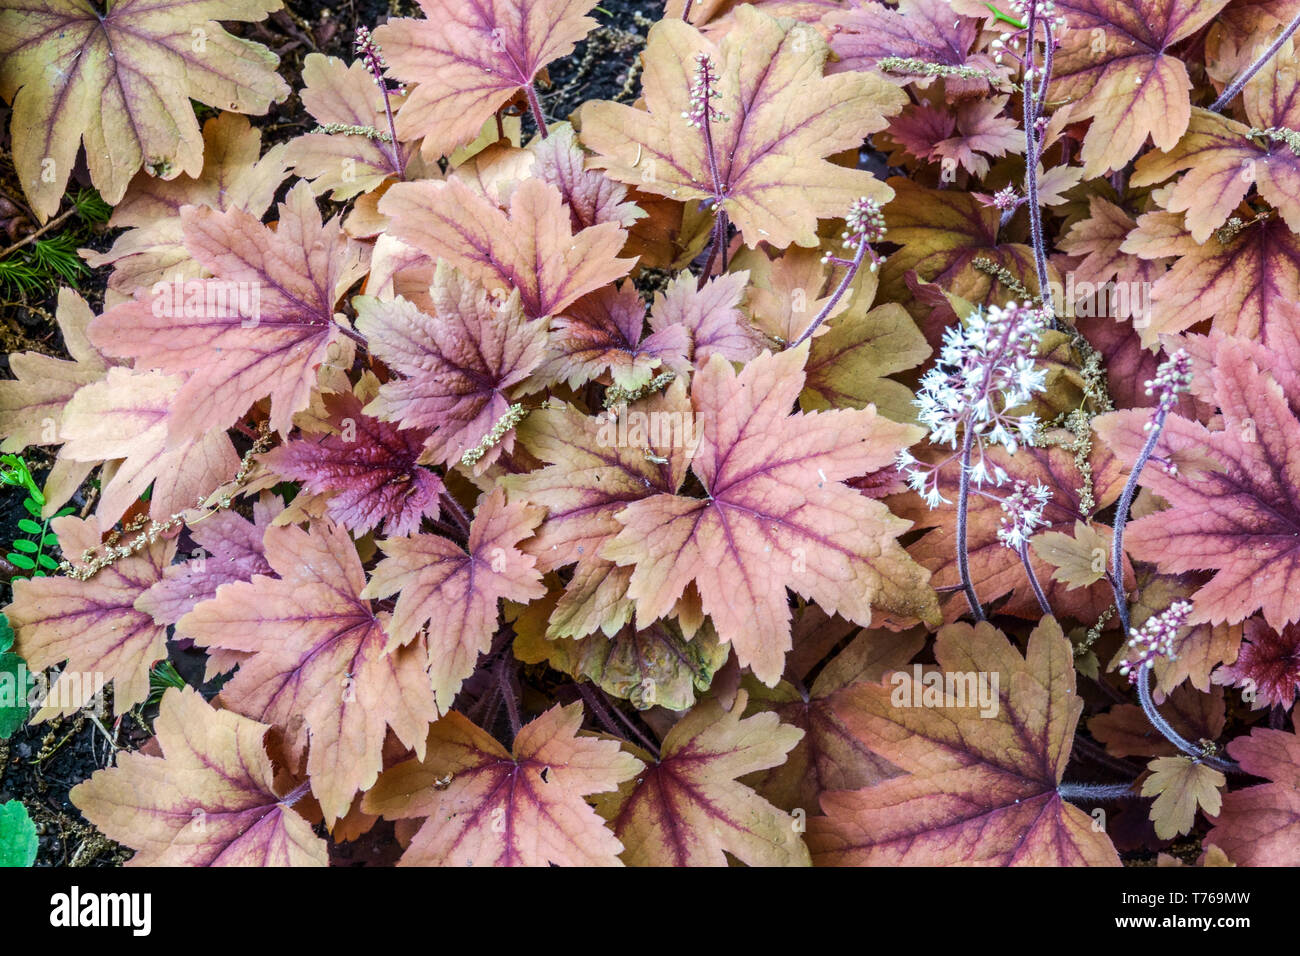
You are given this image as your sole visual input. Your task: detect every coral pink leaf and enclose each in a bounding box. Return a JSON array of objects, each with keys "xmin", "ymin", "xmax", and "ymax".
[
  {"xmin": 4, "ymin": 516, "xmax": 175, "ymax": 717},
  {"xmin": 1207, "ymin": 727, "xmax": 1300, "ymax": 865},
  {"xmin": 603, "ymin": 345, "xmax": 938, "ymax": 686},
  {"xmin": 379, "ymin": 176, "xmax": 634, "ymax": 320},
  {"xmin": 361, "ymin": 488, "xmax": 547, "ymax": 711},
  {"xmin": 363, "ymin": 703, "xmax": 642, "ymax": 866},
  {"xmin": 178, "ymin": 520, "xmax": 437, "ymax": 825},
  {"xmin": 88, "ymin": 182, "xmax": 368, "ymax": 442},
  {"xmin": 71, "ymin": 688, "xmax": 327, "ymax": 866},
  {"xmin": 135, "ymin": 503, "xmax": 278, "ymax": 635},
  {"xmin": 809, "ymin": 618, "xmax": 1121, "ymax": 866},
  {"xmin": 579, "ymin": 6, "xmax": 905, "ymax": 249},
  {"xmin": 376, "ymin": 0, "xmax": 601, "ymax": 159},
  {"xmin": 1095, "ymin": 336, "xmax": 1300, "ymax": 631}
]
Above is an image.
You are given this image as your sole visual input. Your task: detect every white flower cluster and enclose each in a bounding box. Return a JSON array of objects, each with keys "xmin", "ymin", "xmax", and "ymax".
[
  {"xmin": 683, "ymin": 53, "xmax": 727, "ymax": 129},
  {"xmin": 1118, "ymin": 600, "xmax": 1193, "ymax": 682},
  {"xmin": 898, "ymin": 302, "xmax": 1050, "ymax": 507},
  {"xmin": 1145, "ymin": 349, "xmax": 1193, "ymax": 421},
  {"xmin": 996, "ymin": 479, "xmax": 1052, "ymax": 549}
]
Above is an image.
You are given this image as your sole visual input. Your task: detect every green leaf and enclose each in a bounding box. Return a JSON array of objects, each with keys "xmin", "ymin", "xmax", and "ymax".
[
  {"xmin": 36, "ymin": 553, "xmax": 58, "ymax": 570},
  {"xmin": 55, "ymin": 506, "xmax": 76, "ymax": 517},
  {"xmin": 10, "ymin": 539, "xmax": 37, "ymax": 554},
  {"xmin": 984, "ymin": 2, "xmax": 1026, "ymax": 27},
  {"xmin": 21, "ymin": 498, "xmax": 41, "ymax": 518},
  {"xmin": 147, "ymin": 660, "xmax": 188, "ymax": 704},
  {"xmin": 41, "ymin": 533, "xmax": 58, "ymax": 547},
  {"xmin": 0, "ymin": 647, "xmax": 31, "ymax": 739},
  {"xmin": 0, "ymin": 801, "xmax": 38, "ymax": 866},
  {"xmin": 6, "ymin": 553, "xmax": 36, "ymax": 570},
  {"xmin": 0, "ymin": 616, "xmax": 13, "ymax": 654},
  {"xmin": 16, "ymin": 519, "xmax": 42, "ymax": 535}
]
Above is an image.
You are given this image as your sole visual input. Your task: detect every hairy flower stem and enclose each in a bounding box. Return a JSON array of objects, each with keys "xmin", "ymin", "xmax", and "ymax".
[
  {"xmin": 957, "ymin": 426, "xmax": 986, "ymax": 622},
  {"xmin": 577, "ymin": 683, "xmax": 661, "ymax": 759},
  {"xmin": 1109, "ymin": 396, "xmax": 1240, "ymax": 773},
  {"xmin": 1108, "ymin": 409, "xmax": 1168, "ymax": 637},
  {"xmin": 1017, "ymin": 541, "xmax": 1052, "ymax": 616},
  {"xmin": 1138, "ymin": 668, "xmax": 1236, "ymax": 773},
  {"xmin": 699, "ymin": 207, "xmax": 730, "ymax": 286},
  {"xmin": 497, "ymin": 655, "xmax": 523, "ymax": 739},
  {"xmin": 1057, "ymin": 782, "xmax": 1139, "ymax": 801},
  {"xmin": 790, "ymin": 236, "xmax": 867, "ymax": 348},
  {"xmin": 279, "ymin": 781, "xmax": 313, "ymax": 807},
  {"xmin": 1021, "ymin": 5, "xmax": 1053, "ymax": 313},
  {"xmin": 523, "ymin": 81, "xmax": 550, "ymax": 139},
  {"xmin": 355, "ymin": 26, "xmax": 405, "ymax": 177},
  {"xmin": 1210, "ymin": 11, "xmax": 1300, "ymax": 113},
  {"xmin": 441, "ymin": 491, "xmax": 472, "ymax": 536}
]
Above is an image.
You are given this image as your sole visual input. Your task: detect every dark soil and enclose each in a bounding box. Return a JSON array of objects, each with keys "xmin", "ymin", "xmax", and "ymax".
[{"xmin": 0, "ymin": 0, "xmax": 660, "ymax": 867}]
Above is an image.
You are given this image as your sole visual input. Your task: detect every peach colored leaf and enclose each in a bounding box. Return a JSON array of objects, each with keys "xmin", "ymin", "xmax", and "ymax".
[
  {"xmin": 879, "ymin": 178, "xmax": 1047, "ymax": 315},
  {"xmin": 70, "ymin": 688, "xmax": 327, "ymax": 866},
  {"xmin": 1206, "ymin": 727, "xmax": 1300, "ymax": 865},
  {"xmin": 579, "ymin": 6, "xmax": 905, "ymax": 249},
  {"xmin": 3, "ymin": 516, "xmax": 174, "ymax": 717},
  {"xmin": 261, "ymin": 388, "xmax": 444, "ymax": 537},
  {"xmin": 1095, "ymin": 337, "xmax": 1300, "ymax": 631},
  {"xmin": 0, "ymin": 289, "xmax": 110, "ymax": 454},
  {"xmin": 59, "ymin": 367, "xmax": 240, "ymax": 530},
  {"xmin": 809, "ymin": 617, "xmax": 1121, "ymax": 866},
  {"xmin": 502, "ymin": 382, "xmax": 693, "ymax": 640},
  {"xmin": 1030, "ymin": 520, "xmax": 1113, "ymax": 590},
  {"xmin": 376, "ymin": 0, "xmax": 600, "ymax": 159},
  {"xmin": 361, "ymin": 488, "xmax": 546, "ymax": 711},
  {"xmin": 602, "ymin": 346, "xmax": 938, "ymax": 686},
  {"xmin": 363, "ymin": 703, "xmax": 642, "ymax": 866},
  {"xmin": 89, "ymin": 182, "xmax": 368, "ymax": 442},
  {"xmin": 737, "ymin": 246, "xmax": 850, "ymax": 345},
  {"xmin": 1143, "ymin": 755, "xmax": 1225, "ymax": 839},
  {"xmin": 1132, "ymin": 116, "xmax": 1300, "ymax": 245},
  {"xmin": 354, "ymin": 266, "xmax": 547, "ymax": 470},
  {"xmin": 1131, "ymin": 41, "xmax": 1300, "ymax": 241},
  {"xmin": 742, "ymin": 617, "xmax": 922, "ymax": 813},
  {"xmin": 532, "ymin": 283, "xmax": 690, "ymax": 392},
  {"xmin": 1051, "ymin": 0, "xmax": 1231, "ymax": 177},
  {"xmin": 1121, "ymin": 208, "xmax": 1300, "ymax": 351},
  {"xmin": 379, "ymin": 176, "xmax": 634, "ymax": 320},
  {"xmin": 0, "ymin": 0, "xmax": 289, "ymax": 219},
  {"xmin": 597, "ymin": 690, "xmax": 810, "ymax": 866},
  {"xmin": 1055, "ymin": 196, "xmax": 1170, "ymax": 325},
  {"xmin": 286, "ymin": 53, "xmax": 412, "ymax": 200},
  {"xmin": 81, "ymin": 113, "xmax": 288, "ymax": 294},
  {"xmin": 178, "ymin": 520, "xmax": 437, "ymax": 825},
  {"xmin": 801, "ymin": 300, "xmax": 931, "ymax": 426}
]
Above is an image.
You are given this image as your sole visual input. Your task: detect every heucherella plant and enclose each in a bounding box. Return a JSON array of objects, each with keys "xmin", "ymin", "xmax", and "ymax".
[{"xmin": 1, "ymin": 0, "xmax": 1299, "ymax": 873}]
